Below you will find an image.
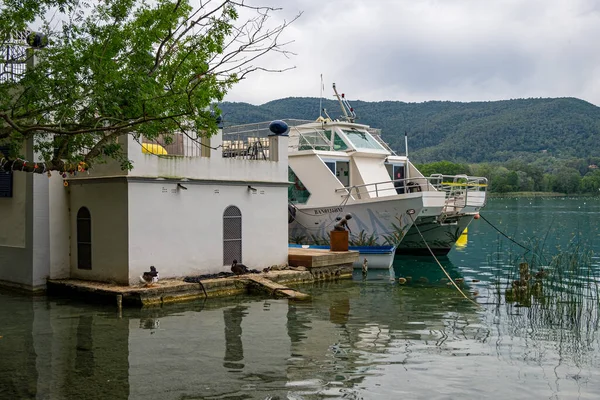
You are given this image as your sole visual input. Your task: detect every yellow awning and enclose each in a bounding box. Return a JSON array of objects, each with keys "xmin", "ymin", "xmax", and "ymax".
[{"xmin": 141, "ymin": 143, "xmax": 168, "ymax": 155}]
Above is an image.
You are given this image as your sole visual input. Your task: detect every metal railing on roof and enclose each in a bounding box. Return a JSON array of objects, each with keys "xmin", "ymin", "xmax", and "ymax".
[{"xmin": 223, "ymin": 119, "xmax": 389, "ymax": 153}]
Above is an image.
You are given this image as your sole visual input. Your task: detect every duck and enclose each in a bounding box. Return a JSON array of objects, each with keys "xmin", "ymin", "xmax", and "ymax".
[
  {"xmin": 231, "ymin": 259, "xmax": 249, "ymax": 275},
  {"xmin": 140, "ymin": 266, "xmax": 159, "ymax": 287},
  {"xmin": 534, "ymin": 268, "xmax": 548, "ymax": 280},
  {"xmin": 361, "ymin": 258, "xmax": 368, "ymax": 275}
]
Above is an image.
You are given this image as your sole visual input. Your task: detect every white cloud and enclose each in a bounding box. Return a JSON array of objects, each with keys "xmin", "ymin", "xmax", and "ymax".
[{"xmin": 224, "ymin": 0, "xmax": 600, "ymax": 107}]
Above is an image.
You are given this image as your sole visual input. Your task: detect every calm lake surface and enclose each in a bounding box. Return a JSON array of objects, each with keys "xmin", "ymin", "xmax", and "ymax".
[{"xmin": 2, "ymin": 197, "xmax": 600, "ymax": 400}]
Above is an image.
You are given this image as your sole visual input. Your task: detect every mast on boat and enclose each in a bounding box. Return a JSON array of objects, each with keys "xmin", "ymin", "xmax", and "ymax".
[{"xmin": 332, "ymin": 83, "xmax": 356, "ymax": 123}]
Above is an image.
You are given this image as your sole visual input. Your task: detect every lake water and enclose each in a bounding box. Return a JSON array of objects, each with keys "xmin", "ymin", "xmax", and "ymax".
[{"xmin": 2, "ymin": 197, "xmax": 600, "ymax": 399}]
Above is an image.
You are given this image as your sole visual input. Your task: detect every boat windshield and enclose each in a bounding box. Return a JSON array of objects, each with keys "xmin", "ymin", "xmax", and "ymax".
[{"xmin": 343, "ymin": 129, "xmax": 384, "ymax": 150}]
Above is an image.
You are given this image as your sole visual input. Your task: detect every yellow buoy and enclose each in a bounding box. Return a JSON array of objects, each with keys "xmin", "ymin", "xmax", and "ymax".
[
  {"xmin": 456, "ymin": 232, "xmax": 468, "ymax": 249},
  {"xmin": 141, "ymin": 143, "xmax": 168, "ymax": 155}
]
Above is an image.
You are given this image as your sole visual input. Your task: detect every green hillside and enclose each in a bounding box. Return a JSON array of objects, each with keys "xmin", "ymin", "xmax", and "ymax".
[{"xmin": 218, "ymin": 97, "xmax": 600, "ymax": 164}]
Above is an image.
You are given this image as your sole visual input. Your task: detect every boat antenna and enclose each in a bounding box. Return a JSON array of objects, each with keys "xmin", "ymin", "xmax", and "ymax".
[
  {"xmin": 332, "ymin": 82, "xmax": 356, "ymax": 122},
  {"xmin": 405, "ymin": 131, "xmax": 409, "ymax": 158},
  {"xmin": 319, "ymin": 74, "xmax": 324, "ymax": 118}
]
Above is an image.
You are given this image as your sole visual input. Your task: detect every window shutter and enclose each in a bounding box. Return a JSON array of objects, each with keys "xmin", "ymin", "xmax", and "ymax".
[{"xmin": 0, "ymin": 146, "xmax": 12, "ymax": 198}]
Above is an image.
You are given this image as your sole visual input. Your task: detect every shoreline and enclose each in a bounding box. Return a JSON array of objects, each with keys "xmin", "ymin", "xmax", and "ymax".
[{"xmin": 488, "ymin": 192, "xmax": 599, "ymax": 198}]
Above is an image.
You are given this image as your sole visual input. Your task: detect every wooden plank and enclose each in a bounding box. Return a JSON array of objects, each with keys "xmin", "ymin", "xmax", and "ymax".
[
  {"xmin": 288, "ymin": 248, "xmax": 359, "ymax": 268},
  {"xmin": 245, "ymin": 276, "xmax": 310, "ymax": 300}
]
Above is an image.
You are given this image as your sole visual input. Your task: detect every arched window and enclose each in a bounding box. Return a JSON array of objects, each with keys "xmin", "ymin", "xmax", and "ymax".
[
  {"xmin": 223, "ymin": 206, "xmax": 242, "ymax": 266},
  {"xmin": 77, "ymin": 207, "xmax": 92, "ymax": 270}
]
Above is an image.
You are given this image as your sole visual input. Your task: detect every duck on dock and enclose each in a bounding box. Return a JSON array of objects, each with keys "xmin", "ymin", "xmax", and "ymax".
[
  {"xmin": 140, "ymin": 266, "xmax": 159, "ymax": 287},
  {"xmin": 231, "ymin": 259, "xmax": 249, "ymax": 275}
]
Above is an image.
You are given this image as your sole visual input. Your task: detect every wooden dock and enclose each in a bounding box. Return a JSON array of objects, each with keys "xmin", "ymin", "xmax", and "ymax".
[
  {"xmin": 46, "ymin": 248, "xmax": 359, "ymax": 307},
  {"xmin": 288, "ymin": 248, "xmax": 358, "ymax": 268}
]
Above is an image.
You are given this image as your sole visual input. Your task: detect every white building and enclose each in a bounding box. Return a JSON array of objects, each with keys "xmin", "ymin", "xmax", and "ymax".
[{"xmin": 0, "ymin": 124, "xmax": 290, "ymax": 290}]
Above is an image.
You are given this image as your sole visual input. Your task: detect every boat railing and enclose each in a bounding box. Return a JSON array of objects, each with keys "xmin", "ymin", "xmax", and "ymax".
[
  {"xmin": 335, "ymin": 176, "xmax": 433, "ymax": 199},
  {"xmin": 334, "ymin": 174, "xmax": 488, "ymax": 207},
  {"xmin": 428, "ymin": 174, "xmax": 489, "ymax": 210}
]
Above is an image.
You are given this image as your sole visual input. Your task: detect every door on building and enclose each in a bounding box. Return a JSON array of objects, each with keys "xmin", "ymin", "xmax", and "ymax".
[
  {"xmin": 223, "ymin": 205, "xmax": 242, "ymax": 266},
  {"xmin": 392, "ymin": 164, "xmax": 405, "ymax": 194},
  {"xmin": 323, "ymin": 159, "xmax": 350, "ymax": 187}
]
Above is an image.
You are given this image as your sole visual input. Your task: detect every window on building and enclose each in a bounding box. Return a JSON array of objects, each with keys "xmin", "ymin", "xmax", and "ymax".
[{"xmin": 77, "ymin": 207, "xmax": 92, "ymax": 270}]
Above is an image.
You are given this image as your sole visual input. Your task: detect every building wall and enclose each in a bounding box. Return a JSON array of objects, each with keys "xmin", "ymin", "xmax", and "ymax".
[
  {"xmin": 69, "ymin": 180, "xmax": 129, "ymax": 284},
  {"xmin": 48, "ymin": 174, "xmax": 70, "ymax": 279},
  {"xmin": 0, "ymin": 170, "xmax": 27, "ymax": 247},
  {"xmin": 127, "ymin": 180, "xmax": 288, "ymax": 283},
  {"xmin": 31, "ymin": 173, "xmax": 50, "ymax": 288},
  {"xmin": 67, "ymin": 133, "xmax": 288, "ymax": 185},
  {"xmin": 0, "ymin": 170, "xmax": 33, "ymax": 289}
]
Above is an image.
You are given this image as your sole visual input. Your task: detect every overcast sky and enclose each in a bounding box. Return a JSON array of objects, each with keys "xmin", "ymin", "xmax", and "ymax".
[{"xmin": 224, "ymin": 0, "xmax": 600, "ymax": 107}]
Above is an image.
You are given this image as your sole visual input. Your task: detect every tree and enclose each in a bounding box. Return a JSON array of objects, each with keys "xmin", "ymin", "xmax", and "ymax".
[
  {"xmin": 414, "ymin": 160, "xmax": 471, "ymax": 177},
  {"xmin": 0, "ymin": 0, "xmax": 299, "ymax": 173},
  {"xmin": 551, "ymin": 167, "xmax": 581, "ymax": 194},
  {"xmin": 581, "ymin": 170, "xmax": 600, "ymax": 193}
]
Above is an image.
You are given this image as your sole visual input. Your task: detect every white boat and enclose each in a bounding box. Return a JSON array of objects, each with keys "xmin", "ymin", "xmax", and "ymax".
[
  {"xmin": 395, "ymin": 174, "xmax": 487, "ymax": 255},
  {"xmin": 288, "ymin": 244, "xmax": 395, "ymax": 269},
  {"xmin": 222, "ymin": 83, "xmax": 487, "ymax": 253}
]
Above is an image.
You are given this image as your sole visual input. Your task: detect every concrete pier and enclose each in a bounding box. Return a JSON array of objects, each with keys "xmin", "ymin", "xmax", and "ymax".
[{"xmin": 46, "ymin": 248, "xmax": 358, "ymax": 307}]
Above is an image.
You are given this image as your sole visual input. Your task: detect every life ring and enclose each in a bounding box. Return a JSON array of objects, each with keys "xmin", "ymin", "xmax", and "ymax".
[
  {"xmin": 288, "ymin": 204, "xmax": 297, "ymax": 223},
  {"xmin": 406, "ymin": 181, "xmax": 421, "ymax": 193}
]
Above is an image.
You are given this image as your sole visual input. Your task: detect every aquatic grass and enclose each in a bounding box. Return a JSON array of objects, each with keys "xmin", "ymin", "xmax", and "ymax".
[{"xmin": 494, "ymin": 238, "xmax": 600, "ymax": 358}]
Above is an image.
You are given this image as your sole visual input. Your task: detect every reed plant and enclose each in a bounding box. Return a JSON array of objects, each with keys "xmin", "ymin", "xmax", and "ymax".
[{"xmin": 496, "ymin": 237, "xmax": 600, "ymax": 352}]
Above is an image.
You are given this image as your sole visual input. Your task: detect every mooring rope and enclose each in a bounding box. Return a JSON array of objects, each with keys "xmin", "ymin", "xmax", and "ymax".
[
  {"xmin": 407, "ymin": 212, "xmax": 480, "ymax": 307},
  {"xmin": 478, "ymin": 213, "xmax": 531, "ymax": 253}
]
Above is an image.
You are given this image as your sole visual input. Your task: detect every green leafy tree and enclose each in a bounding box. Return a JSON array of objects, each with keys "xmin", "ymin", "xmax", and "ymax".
[
  {"xmin": 414, "ymin": 160, "xmax": 471, "ymax": 176},
  {"xmin": 581, "ymin": 170, "xmax": 600, "ymax": 193},
  {"xmin": 0, "ymin": 0, "xmax": 298, "ymax": 173},
  {"xmin": 551, "ymin": 167, "xmax": 581, "ymax": 194}
]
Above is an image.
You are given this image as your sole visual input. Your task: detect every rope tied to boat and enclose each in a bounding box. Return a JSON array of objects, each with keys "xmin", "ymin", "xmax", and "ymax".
[
  {"xmin": 478, "ymin": 213, "xmax": 531, "ymax": 253},
  {"xmin": 406, "ymin": 211, "xmax": 480, "ymax": 307}
]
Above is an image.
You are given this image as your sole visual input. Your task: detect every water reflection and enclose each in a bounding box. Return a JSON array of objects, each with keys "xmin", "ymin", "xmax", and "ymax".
[
  {"xmin": 75, "ymin": 316, "xmax": 95, "ymax": 378},
  {"xmin": 4, "ymin": 197, "xmax": 600, "ymax": 400},
  {"xmin": 0, "ymin": 295, "xmax": 130, "ymax": 400},
  {"xmin": 2, "ymin": 277, "xmax": 600, "ymax": 400},
  {"xmin": 223, "ymin": 305, "xmax": 248, "ymax": 370}
]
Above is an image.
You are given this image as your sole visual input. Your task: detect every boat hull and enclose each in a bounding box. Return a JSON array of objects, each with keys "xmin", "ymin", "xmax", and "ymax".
[
  {"xmin": 289, "ymin": 195, "xmax": 424, "ymax": 247},
  {"xmin": 395, "ymin": 213, "xmax": 475, "ymax": 256}
]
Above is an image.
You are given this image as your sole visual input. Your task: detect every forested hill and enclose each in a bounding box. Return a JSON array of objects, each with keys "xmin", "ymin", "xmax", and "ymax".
[{"xmin": 218, "ymin": 97, "xmax": 600, "ymax": 164}]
